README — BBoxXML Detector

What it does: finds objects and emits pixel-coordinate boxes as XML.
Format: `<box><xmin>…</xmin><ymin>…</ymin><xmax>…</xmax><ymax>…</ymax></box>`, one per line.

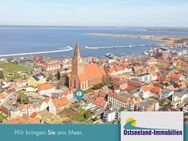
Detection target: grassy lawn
<box><xmin>75</xmin><ymin>109</ymin><xmax>87</xmax><ymax>122</ymax></box>
<box><xmin>85</xmin><ymin>88</ymin><xmax>94</xmax><ymax>94</ymax></box>
<box><xmin>156</xmin><ymin>63</ymin><xmax>168</xmax><ymax>69</ymax></box>
<box><xmin>0</xmin><ymin>113</ymin><xmax>7</xmax><ymax>121</ymax></box>
<box><xmin>59</xmin><ymin>108</ymin><xmax>91</xmax><ymax>122</ymax></box>
<box><xmin>174</xmin><ymin>67</ymin><xmax>188</xmax><ymax>72</ymax></box>
<box><xmin>85</xmin><ymin>83</ymin><xmax>111</xmax><ymax>94</ymax></box>
<box><xmin>59</xmin><ymin>109</ymin><xmax>80</xmax><ymax>121</ymax></box>
<box><xmin>0</xmin><ymin>62</ymin><xmax>31</xmax><ymax>79</ymax></box>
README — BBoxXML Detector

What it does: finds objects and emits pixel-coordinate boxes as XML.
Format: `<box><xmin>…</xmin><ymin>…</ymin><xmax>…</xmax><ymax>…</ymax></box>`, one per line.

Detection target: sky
<box><xmin>0</xmin><ymin>0</ymin><xmax>187</xmax><ymax>27</ymax></box>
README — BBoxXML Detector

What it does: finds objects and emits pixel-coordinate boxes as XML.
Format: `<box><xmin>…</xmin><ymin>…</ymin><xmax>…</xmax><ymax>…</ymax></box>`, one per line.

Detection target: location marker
<box><xmin>74</xmin><ymin>89</ymin><xmax>85</xmax><ymax>102</ymax></box>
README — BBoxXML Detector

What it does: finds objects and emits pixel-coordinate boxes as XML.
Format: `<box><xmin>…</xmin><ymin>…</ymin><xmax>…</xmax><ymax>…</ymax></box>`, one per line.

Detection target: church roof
<box><xmin>78</xmin><ymin>64</ymin><xmax>105</xmax><ymax>82</ymax></box>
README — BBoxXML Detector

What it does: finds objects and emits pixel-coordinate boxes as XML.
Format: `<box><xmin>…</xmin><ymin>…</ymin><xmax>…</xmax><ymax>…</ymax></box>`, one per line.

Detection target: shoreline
<box><xmin>90</xmin><ymin>33</ymin><xmax>188</xmax><ymax>47</ymax></box>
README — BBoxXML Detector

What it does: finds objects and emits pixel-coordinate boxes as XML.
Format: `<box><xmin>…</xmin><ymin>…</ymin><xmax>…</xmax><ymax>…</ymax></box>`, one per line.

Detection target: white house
<box><xmin>160</xmin><ymin>89</ymin><xmax>174</xmax><ymax>99</ymax></box>
<box><xmin>133</xmin><ymin>73</ymin><xmax>152</xmax><ymax>83</ymax></box>
<box><xmin>61</xmin><ymin>91</ymin><xmax>74</xmax><ymax>101</ymax></box>
<box><xmin>40</xmin><ymin>98</ymin><xmax>69</xmax><ymax>115</ymax></box>
<box><xmin>37</xmin><ymin>83</ymin><xmax>56</xmax><ymax>96</ymax></box>
<box><xmin>26</xmin><ymin>87</ymin><xmax>37</xmax><ymax>92</ymax></box>
<box><xmin>183</xmin><ymin>105</ymin><xmax>188</xmax><ymax>114</ymax></box>
<box><xmin>2</xmin><ymin>81</ymin><xmax>12</xmax><ymax>89</ymax></box>
<box><xmin>140</xmin><ymin>85</ymin><xmax>162</xmax><ymax>99</ymax></box>
<box><xmin>137</xmin><ymin>98</ymin><xmax>159</xmax><ymax>111</ymax></box>
<box><xmin>172</xmin><ymin>88</ymin><xmax>188</xmax><ymax>108</ymax></box>
<box><xmin>109</xmin><ymin>66</ymin><xmax>132</xmax><ymax>76</ymax></box>
<box><xmin>10</xmin><ymin>104</ymin><xmax>38</xmax><ymax>118</ymax></box>
<box><xmin>103</xmin><ymin>110</ymin><xmax>116</xmax><ymax>122</ymax></box>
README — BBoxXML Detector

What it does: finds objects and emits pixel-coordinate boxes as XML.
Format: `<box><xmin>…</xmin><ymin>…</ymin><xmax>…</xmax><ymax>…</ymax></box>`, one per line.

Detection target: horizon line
<box><xmin>0</xmin><ymin>25</ymin><xmax>188</xmax><ymax>28</ymax></box>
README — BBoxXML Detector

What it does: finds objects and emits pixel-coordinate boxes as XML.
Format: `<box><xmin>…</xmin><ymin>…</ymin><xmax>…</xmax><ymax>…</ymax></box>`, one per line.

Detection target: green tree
<box><xmin>84</xmin><ymin>110</ymin><xmax>91</xmax><ymax>119</ymax></box>
<box><xmin>0</xmin><ymin>70</ymin><xmax>4</xmax><ymax>79</ymax></box>
<box><xmin>17</xmin><ymin>93</ymin><xmax>29</xmax><ymax>104</ymax></box>
<box><xmin>57</xmin><ymin>71</ymin><xmax>61</xmax><ymax>80</ymax></box>
<box><xmin>93</xmin><ymin>83</ymin><xmax>104</xmax><ymax>90</ymax></box>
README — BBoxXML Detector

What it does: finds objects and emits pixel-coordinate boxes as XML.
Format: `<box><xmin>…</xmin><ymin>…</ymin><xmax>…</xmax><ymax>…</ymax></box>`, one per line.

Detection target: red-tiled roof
<box><xmin>109</xmin><ymin>92</ymin><xmax>141</xmax><ymax>104</ymax></box>
<box><xmin>5</xmin><ymin>115</ymin><xmax>40</xmax><ymax>124</ymax></box>
<box><xmin>167</xmin><ymin>73</ymin><xmax>181</xmax><ymax>79</ymax></box>
<box><xmin>37</xmin><ymin>83</ymin><xmax>54</xmax><ymax>91</ymax></box>
<box><xmin>78</xmin><ymin>64</ymin><xmax>105</xmax><ymax>82</ymax></box>
<box><xmin>143</xmin><ymin>85</ymin><xmax>162</xmax><ymax>95</ymax></box>
<box><xmin>93</xmin><ymin>97</ymin><xmax>107</xmax><ymax>109</ymax></box>
<box><xmin>53</xmin><ymin>98</ymin><xmax>69</xmax><ymax>108</ymax></box>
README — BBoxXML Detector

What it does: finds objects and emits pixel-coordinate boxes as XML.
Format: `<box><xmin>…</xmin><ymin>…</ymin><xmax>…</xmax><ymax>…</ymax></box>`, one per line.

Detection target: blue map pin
<box><xmin>74</xmin><ymin>89</ymin><xmax>85</xmax><ymax>102</ymax></box>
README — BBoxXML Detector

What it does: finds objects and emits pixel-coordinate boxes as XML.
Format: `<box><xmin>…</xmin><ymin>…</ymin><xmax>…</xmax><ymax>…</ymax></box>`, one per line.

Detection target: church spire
<box><xmin>73</xmin><ymin>42</ymin><xmax>81</xmax><ymax>59</ymax></box>
<box><xmin>71</xmin><ymin>42</ymin><xmax>84</xmax><ymax>76</ymax></box>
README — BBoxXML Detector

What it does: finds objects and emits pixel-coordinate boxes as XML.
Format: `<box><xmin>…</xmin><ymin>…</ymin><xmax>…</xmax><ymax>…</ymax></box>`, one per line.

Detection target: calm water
<box><xmin>0</xmin><ymin>26</ymin><xmax>188</xmax><ymax>58</ymax></box>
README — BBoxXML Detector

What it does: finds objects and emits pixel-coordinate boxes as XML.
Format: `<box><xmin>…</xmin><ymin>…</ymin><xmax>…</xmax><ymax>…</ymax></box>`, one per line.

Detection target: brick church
<box><xmin>69</xmin><ymin>43</ymin><xmax>105</xmax><ymax>90</ymax></box>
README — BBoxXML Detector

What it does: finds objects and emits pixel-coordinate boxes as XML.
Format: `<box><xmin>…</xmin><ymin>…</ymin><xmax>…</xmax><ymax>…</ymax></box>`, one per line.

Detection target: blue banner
<box><xmin>0</xmin><ymin>124</ymin><xmax>187</xmax><ymax>141</ymax></box>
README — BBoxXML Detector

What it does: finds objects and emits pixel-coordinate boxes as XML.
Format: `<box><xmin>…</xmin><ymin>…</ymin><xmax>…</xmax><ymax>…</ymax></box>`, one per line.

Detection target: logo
<box><xmin>124</xmin><ymin>117</ymin><xmax>182</xmax><ymax>135</ymax></box>
<box><xmin>121</xmin><ymin>112</ymin><xmax>183</xmax><ymax>141</ymax></box>
<box><xmin>74</xmin><ymin>89</ymin><xmax>84</xmax><ymax>102</ymax></box>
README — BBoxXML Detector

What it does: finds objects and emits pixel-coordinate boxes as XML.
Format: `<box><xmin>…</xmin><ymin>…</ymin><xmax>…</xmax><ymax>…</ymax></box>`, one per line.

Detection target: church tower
<box><xmin>71</xmin><ymin>42</ymin><xmax>84</xmax><ymax>75</ymax></box>
<box><xmin>69</xmin><ymin>42</ymin><xmax>105</xmax><ymax>90</ymax></box>
<box><xmin>69</xmin><ymin>43</ymin><xmax>84</xmax><ymax>89</ymax></box>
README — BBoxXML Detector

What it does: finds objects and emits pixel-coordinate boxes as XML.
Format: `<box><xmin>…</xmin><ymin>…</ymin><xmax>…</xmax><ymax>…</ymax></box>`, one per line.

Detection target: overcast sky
<box><xmin>0</xmin><ymin>0</ymin><xmax>187</xmax><ymax>27</ymax></box>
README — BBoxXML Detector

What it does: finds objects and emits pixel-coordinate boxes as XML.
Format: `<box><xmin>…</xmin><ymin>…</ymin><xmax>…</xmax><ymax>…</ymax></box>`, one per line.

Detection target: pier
<box><xmin>85</xmin><ymin>44</ymin><xmax>161</xmax><ymax>49</ymax></box>
<box><xmin>0</xmin><ymin>46</ymin><xmax>73</xmax><ymax>57</ymax></box>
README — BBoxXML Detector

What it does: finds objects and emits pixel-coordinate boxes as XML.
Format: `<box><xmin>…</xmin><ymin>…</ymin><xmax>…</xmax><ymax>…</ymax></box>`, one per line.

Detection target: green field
<box><xmin>174</xmin><ymin>67</ymin><xmax>188</xmax><ymax>72</ymax></box>
<box><xmin>0</xmin><ymin>113</ymin><xmax>7</xmax><ymax>121</ymax></box>
<box><xmin>156</xmin><ymin>63</ymin><xmax>168</xmax><ymax>69</ymax></box>
<box><xmin>59</xmin><ymin>108</ymin><xmax>91</xmax><ymax>122</ymax></box>
<box><xmin>0</xmin><ymin>62</ymin><xmax>31</xmax><ymax>79</ymax></box>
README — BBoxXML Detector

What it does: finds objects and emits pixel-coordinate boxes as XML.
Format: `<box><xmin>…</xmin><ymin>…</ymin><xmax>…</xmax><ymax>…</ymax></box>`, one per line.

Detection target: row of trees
<box><xmin>0</xmin><ymin>70</ymin><xmax>4</xmax><ymax>79</ymax></box>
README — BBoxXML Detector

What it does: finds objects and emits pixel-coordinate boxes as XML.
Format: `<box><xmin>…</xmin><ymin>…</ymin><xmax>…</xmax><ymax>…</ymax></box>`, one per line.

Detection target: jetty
<box><xmin>0</xmin><ymin>46</ymin><xmax>73</xmax><ymax>57</ymax></box>
<box><xmin>85</xmin><ymin>44</ymin><xmax>160</xmax><ymax>49</ymax></box>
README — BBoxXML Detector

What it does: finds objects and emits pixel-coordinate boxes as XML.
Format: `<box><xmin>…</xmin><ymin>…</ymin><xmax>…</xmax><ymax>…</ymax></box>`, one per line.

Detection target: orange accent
<box><xmin>37</xmin><ymin>83</ymin><xmax>54</xmax><ymax>91</ymax></box>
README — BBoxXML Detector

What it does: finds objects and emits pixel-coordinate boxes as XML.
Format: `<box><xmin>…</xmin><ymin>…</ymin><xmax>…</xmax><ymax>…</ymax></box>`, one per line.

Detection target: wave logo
<box><xmin>124</xmin><ymin>118</ymin><xmax>137</xmax><ymax>129</ymax></box>
<box><xmin>123</xmin><ymin>117</ymin><xmax>183</xmax><ymax>136</ymax></box>
<box><xmin>124</xmin><ymin>117</ymin><xmax>172</xmax><ymax>130</ymax></box>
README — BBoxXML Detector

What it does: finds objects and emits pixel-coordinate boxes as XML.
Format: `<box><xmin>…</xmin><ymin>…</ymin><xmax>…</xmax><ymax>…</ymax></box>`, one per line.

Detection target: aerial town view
<box><xmin>0</xmin><ymin>34</ymin><xmax>188</xmax><ymax>124</ymax></box>
<box><xmin>0</xmin><ymin>0</ymin><xmax>188</xmax><ymax>125</ymax></box>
